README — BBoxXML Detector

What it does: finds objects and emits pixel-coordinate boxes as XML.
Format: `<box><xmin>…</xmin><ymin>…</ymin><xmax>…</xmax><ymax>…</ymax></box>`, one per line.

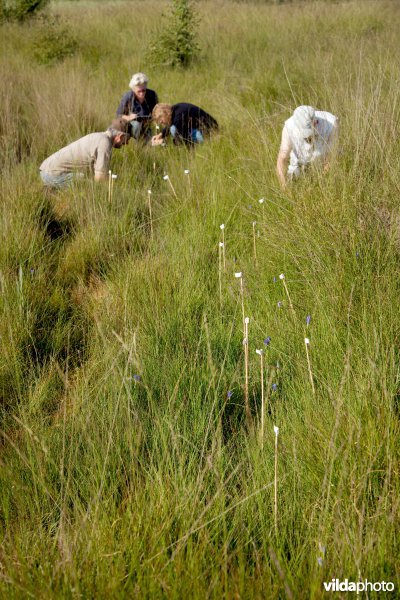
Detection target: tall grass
<box><xmin>0</xmin><ymin>1</ymin><xmax>399</xmax><ymax>597</ymax></box>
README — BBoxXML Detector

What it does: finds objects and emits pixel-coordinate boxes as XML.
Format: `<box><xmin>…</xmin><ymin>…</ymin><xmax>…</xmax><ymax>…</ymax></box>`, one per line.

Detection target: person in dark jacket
<box><xmin>116</xmin><ymin>72</ymin><xmax>158</xmax><ymax>141</ymax></box>
<box><xmin>151</xmin><ymin>102</ymin><xmax>218</xmax><ymax>146</ymax></box>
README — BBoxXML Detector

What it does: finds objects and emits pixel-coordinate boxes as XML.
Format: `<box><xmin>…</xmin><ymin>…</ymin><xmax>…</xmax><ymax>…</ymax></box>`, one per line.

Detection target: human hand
<box><xmin>151</xmin><ymin>133</ymin><xmax>164</xmax><ymax>146</ymax></box>
<box><xmin>123</xmin><ymin>113</ymin><xmax>137</xmax><ymax>121</ymax></box>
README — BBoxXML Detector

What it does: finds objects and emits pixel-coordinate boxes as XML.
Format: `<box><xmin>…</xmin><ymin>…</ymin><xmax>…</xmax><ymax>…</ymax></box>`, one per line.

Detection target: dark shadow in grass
<box><xmin>221</xmin><ymin>380</ymin><xmax>280</xmax><ymax>442</ymax></box>
<box><xmin>221</xmin><ymin>394</ymin><xmax>247</xmax><ymax>441</ymax></box>
<box><xmin>37</xmin><ymin>195</ymin><xmax>74</xmax><ymax>242</ymax></box>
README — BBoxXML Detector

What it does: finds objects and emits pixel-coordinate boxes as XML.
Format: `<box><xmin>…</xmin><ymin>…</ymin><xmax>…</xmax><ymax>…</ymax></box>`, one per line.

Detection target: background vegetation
<box><xmin>0</xmin><ymin>0</ymin><xmax>399</xmax><ymax>597</ymax></box>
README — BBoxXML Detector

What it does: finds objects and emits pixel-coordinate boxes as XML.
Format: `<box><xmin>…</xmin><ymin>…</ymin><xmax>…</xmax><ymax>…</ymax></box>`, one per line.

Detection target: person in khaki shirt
<box><xmin>39</xmin><ymin>118</ymin><xmax>131</xmax><ymax>188</ymax></box>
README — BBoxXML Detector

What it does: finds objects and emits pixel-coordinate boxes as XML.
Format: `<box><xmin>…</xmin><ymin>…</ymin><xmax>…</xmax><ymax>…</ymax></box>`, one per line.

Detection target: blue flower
<box><xmin>277</xmin><ymin>301</ymin><xmax>283</xmax><ymax>308</ymax></box>
<box><xmin>133</xmin><ymin>374</ymin><xmax>141</xmax><ymax>382</ymax></box>
<box><xmin>306</xmin><ymin>315</ymin><xmax>311</xmax><ymax>326</ymax></box>
<box><xmin>227</xmin><ymin>390</ymin><xmax>233</xmax><ymax>399</ymax></box>
<box><xmin>264</xmin><ymin>336</ymin><xmax>271</xmax><ymax>346</ymax></box>
<box><xmin>271</xmin><ymin>383</ymin><xmax>277</xmax><ymax>392</ymax></box>
<box><xmin>273</xmin><ymin>277</ymin><xmax>277</xmax><ymax>283</ymax></box>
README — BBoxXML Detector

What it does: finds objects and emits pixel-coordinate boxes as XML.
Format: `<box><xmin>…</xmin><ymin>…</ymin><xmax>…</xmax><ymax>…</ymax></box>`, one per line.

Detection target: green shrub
<box><xmin>33</xmin><ymin>18</ymin><xmax>78</xmax><ymax>65</ymax></box>
<box><xmin>147</xmin><ymin>0</ymin><xmax>200</xmax><ymax>68</ymax></box>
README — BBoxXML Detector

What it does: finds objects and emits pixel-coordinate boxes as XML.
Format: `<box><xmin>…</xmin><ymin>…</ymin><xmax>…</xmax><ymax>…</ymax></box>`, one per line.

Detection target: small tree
<box><xmin>0</xmin><ymin>0</ymin><xmax>49</xmax><ymax>22</ymax></box>
<box><xmin>147</xmin><ymin>0</ymin><xmax>200</xmax><ymax>68</ymax></box>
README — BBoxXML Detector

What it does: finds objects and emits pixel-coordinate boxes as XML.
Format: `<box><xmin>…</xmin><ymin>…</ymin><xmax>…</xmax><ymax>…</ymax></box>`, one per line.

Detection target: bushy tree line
<box><xmin>0</xmin><ymin>0</ymin><xmax>48</xmax><ymax>22</ymax></box>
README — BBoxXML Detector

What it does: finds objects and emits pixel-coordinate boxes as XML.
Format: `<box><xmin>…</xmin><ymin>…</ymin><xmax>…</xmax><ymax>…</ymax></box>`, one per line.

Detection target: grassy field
<box><xmin>0</xmin><ymin>0</ymin><xmax>399</xmax><ymax>597</ymax></box>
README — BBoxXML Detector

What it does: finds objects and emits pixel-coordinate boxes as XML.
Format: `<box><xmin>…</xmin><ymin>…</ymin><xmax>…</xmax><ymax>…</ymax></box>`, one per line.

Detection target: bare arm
<box><xmin>276</xmin><ymin>125</ymin><xmax>292</xmax><ymax>189</ymax></box>
<box><xmin>276</xmin><ymin>149</ymin><xmax>289</xmax><ymax>189</ymax></box>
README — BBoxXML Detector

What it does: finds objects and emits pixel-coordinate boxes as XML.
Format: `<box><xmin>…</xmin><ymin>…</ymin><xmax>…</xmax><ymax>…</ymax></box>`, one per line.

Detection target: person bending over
<box><xmin>116</xmin><ymin>72</ymin><xmax>158</xmax><ymax>141</ymax></box>
<box><xmin>276</xmin><ymin>105</ymin><xmax>338</xmax><ymax>189</ymax></box>
<box><xmin>39</xmin><ymin>118</ymin><xmax>131</xmax><ymax>188</ymax></box>
<box><xmin>151</xmin><ymin>102</ymin><xmax>218</xmax><ymax>146</ymax></box>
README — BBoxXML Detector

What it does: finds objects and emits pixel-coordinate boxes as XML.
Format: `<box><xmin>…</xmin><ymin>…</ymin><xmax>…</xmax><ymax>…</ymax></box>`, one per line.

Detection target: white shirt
<box><xmin>279</xmin><ymin>111</ymin><xmax>338</xmax><ymax>175</ymax></box>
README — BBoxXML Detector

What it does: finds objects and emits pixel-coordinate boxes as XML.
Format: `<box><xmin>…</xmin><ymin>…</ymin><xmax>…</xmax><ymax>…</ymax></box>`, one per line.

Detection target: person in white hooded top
<box><xmin>276</xmin><ymin>105</ymin><xmax>339</xmax><ymax>189</ymax></box>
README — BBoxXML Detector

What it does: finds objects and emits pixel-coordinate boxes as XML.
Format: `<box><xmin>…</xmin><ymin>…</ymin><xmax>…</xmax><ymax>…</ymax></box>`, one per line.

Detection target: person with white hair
<box><xmin>39</xmin><ymin>118</ymin><xmax>132</xmax><ymax>188</ymax></box>
<box><xmin>116</xmin><ymin>72</ymin><xmax>159</xmax><ymax>141</ymax></box>
<box><xmin>276</xmin><ymin>105</ymin><xmax>339</xmax><ymax>189</ymax></box>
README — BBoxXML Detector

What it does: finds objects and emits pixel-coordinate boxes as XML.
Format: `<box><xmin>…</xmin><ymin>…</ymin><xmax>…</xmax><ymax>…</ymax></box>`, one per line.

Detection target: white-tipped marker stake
<box><xmin>184</xmin><ymin>169</ymin><xmax>191</xmax><ymax>192</ymax></box>
<box><xmin>108</xmin><ymin>170</ymin><xmax>112</xmax><ymax>203</ymax></box>
<box><xmin>244</xmin><ymin>317</ymin><xmax>251</xmax><ymax>427</ymax></box>
<box><xmin>110</xmin><ymin>173</ymin><xmax>117</xmax><ymax>203</ymax></box>
<box><xmin>153</xmin><ymin>134</ymin><xmax>158</xmax><ymax>171</ymax></box>
<box><xmin>147</xmin><ymin>189</ymin><xmax>154</xmax><ymax>240</ymax></box>
<box><xmin>279</xmin><ymin>273</ymin><xmax>295</xmax><ymax>314</ymax></box>
<box><xmin>235</xmin><ymin>272</ymin><xmax>245</xmax><ymax>335</ymax></box>
<box><xmin>304</xmin><ymin>337</ymin><xmax>315</xmax><ymax>395</ymax></box>
<box><xmin>218</xmin><ymin>242</ymin><xmax>224</xmax><ymax>310</ymax></box>
<box><xmin>274</xmin><ymin>425</ymin><xmax>279</xmax><ymax>534</ymax></box>
<box><xmin>220</xmin><ymin>224</ymin><xmax>226</xmax><ymax>271</ymax></box>
<box><xmin>252</xmin><ymin>221</ymin><xmax>258</xmax><ymax>265</ymax></box>
<box><xmin>259</xmin><ymin>197</ymin><xmax>265</xmax><ymax>222</ymax></box>
<box><xmin>256</xmin><ymin>349</ymin><xmax>265</xmax><ymax>447</ymax></box>
<box><xmin>163</xmin><ymin>174</ymin><xmax>177</xmax><ymax>199</ymax></box>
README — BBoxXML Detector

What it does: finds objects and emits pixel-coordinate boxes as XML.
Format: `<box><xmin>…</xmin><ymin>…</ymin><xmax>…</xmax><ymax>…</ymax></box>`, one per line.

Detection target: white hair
<box><xmin>129</xmin><ymin>72</ymin><xmax>149</xmax><ymax>89</ymax></box>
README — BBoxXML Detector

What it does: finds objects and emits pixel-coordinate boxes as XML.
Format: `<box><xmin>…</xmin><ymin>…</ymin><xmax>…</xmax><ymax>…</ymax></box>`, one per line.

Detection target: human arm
<box><xmin>276</xmin><ymin>150</ymin><xmax>289</xmax><ymax>189</ymax></box>
<box><xmin>116</xmin><ymin>91</ymin><xmax>138</xmax><ymax>122</ymax></box>
<box><xmin>93</xmin><ymin>137</ymin><xmax>112</xmax><ymax>181</ymax></box>
<box><xmin>276</xmin><ymin>125</ymin><xmax>292</xmax><ymax>189</ymax></box>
